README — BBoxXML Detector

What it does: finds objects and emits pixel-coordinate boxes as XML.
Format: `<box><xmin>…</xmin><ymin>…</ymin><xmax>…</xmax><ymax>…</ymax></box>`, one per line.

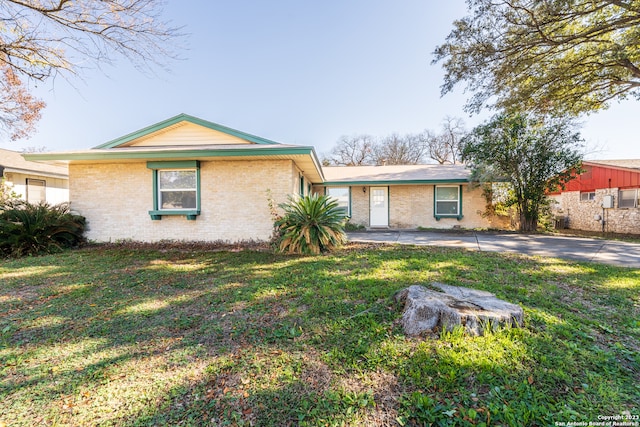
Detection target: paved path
<box><xmin>346</xmin><ymin>230</ymin><xmax>640</xmax><ymax>268</ymax></box>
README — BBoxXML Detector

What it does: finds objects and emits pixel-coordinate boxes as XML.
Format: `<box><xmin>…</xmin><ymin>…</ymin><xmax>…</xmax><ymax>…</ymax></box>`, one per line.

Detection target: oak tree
<box><xmin>462</xmin><ymin>113</ymin><xmax>583</xmax><ymax>231</ymax></box>
<box><xmin>373</xmin><ymin>132</ymin><xmax>429</xmax><ymax>165</ymax></box>
<box><xmin>425</xmin><ymin>116</ymin><xmax>466</xmax><ymax>164</ymax></box>
<box><xmin>326</xmin><ymin>135</ymin><xmax>376</xmax><ymax>166</ymax></box>
<box><xmin>434</xmin><ymin>0</ymin><xmax>640</xmax><ymax>116</ymax></box>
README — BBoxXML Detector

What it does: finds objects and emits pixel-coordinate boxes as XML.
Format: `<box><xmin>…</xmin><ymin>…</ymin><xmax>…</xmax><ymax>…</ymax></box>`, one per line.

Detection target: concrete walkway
<box><xmin>346</xmin><ymin>230</ymin><xmax>640</xmax><ymax>269</ymax></box>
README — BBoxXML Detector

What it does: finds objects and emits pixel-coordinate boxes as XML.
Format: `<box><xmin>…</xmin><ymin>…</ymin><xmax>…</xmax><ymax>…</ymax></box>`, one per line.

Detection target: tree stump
<box><xmin>394</xmin><ymin>283</ymin><xmax>524</xmax><ymax>336</ymax></box>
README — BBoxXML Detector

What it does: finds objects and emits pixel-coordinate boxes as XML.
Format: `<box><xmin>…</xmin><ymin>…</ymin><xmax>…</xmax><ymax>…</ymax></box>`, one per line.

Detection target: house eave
<box><xmin>2</xmin><ymin>166</ymin><xmax>68</xmax><ymax>180</ymax></box>
<box><xmin>583</xmin><ymin>161</ymin><xmax>640</xmax><ymax>174</ymax></box>
<box><xmin>321</xmin><ymin>179</ymin><xmax>470</xmax><ymax>186</ymax></box>
<box><xmin>24</xmin><ymin>146</ymin><xmax>325</xmax><ymax>183</ymax></box>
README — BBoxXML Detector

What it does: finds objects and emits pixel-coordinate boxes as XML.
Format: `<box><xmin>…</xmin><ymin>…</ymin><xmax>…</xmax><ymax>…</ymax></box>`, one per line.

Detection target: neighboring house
<box><xmin>549</xmin><ymin>160</ymin><xmax>640</xmax><ymax>234</ymax></box>
<box><xmin>0</xmin><ymin>148</ymin><xmax>69</xmax><ymax>204</ymax></box>
<box><xmin>25</xmin><ymin>114</ymin><xmax>504</xmax><ymax>243</ymax></box>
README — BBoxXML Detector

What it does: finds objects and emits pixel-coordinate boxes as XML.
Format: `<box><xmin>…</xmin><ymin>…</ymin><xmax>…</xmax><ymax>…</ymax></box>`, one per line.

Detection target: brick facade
<box><xmin>70</xmin><ymin>159</ymin><xmax>301</xmax><ymax>242</ymax></box>
<box><xmin>316</xmin><ymin>184</ymin><xmax>504</xmax><ymax>230</ymax></box>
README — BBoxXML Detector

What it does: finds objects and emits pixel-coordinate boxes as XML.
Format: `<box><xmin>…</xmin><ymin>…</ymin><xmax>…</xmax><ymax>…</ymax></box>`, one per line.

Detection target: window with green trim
<box><xmin>435</xmin><ymin>185</ymin><xmax>461</xmax><ymax>217</ymax></box>
<box><xmin>147</xmin><ymin>161</ymin><xmax>200</xmax><ymax>220</ymax></box>
<box><xmin>326</xmin><ymin>187</ymin><xmax>350</xmax><ymax>217</ymax></box>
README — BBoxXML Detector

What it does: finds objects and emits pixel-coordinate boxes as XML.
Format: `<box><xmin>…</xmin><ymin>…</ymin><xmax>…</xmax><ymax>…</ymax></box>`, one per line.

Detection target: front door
<box><xmin>369</xmin><ymin>187</ymin><xmax>389</xmax><ymax>227</ymax></box>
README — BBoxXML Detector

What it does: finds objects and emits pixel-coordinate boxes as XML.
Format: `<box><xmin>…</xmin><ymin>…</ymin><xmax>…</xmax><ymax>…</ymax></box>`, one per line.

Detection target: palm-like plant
<box><xmin>275</xmin><ymin>193</ymin><xmax>347</xmax><ymax>255</ymax></box>
<box><xmin>0</xmin><ymin>200</ymin><xmax>86</xmax><ymax>257</ymax></box>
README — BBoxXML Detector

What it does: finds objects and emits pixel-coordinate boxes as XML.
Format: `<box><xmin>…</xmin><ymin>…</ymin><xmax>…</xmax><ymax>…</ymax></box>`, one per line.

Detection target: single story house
<box><xmin>549</xmin><ymin>160</ymin><xmax>640</xmax><ymax>234</ymax></box>
<box><xmin>1</xmin><ymin>148</ymin><xmax>69</xmax><ymax>204</ymax></box>
<box><xmin>316</xmin><ymin>164</ymin><xmax>505</xmax><ymax>230</ymax></box>
<box><xmin>25</xmin><ymin>114</ymin><xmax>505</xmax><ymax>242</ymax></box>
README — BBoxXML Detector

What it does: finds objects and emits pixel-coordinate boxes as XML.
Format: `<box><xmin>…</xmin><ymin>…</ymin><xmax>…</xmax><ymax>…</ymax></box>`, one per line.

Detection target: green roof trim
<box><xmin>94</xmin><ymin>113</ymin><xmax>283</xmax><ymax>149</ymax></box>
<box><xmin>24</xmin><ymin>146</ymin><xmax>315</xmax><ymax>162</ymax></box>
<box><xmin>321</xmin><ymin>179</ymin><xmax>470</xmax><ymax>186</ymax></box>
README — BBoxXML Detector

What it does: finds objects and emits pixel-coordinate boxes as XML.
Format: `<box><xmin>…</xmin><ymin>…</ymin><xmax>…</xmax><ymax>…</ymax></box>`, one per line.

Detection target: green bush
<box><xmin>344</xmin><ymin>220</ymin><xmax>365</xmax><ymax>231</ymax></box>
<box><xmin>274</xmin><ymin>194</ymin><xmax>347</xmax><ymax>255</ymax></box>
<box><xmin>0</xmin><ymin>200</ymin><xmax>86</xmax><ymax>257</ymax></box>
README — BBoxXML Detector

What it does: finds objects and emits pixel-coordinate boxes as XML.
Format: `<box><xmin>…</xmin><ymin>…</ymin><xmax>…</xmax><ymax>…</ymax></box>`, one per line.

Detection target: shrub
<box><xmin>344</xmin><ymin>220</ymin><xmax>365</xmax><ymax>231</ymax></box>
<box><xmin>274</xmin><ymin>194</ymin><xmax>347</xmax><ymax>255</ymax></box>
<box><xmin>0</xmin><ymin>200</ymin><xmax>86</xmax><ymax>257</ymax></box>
<box><xmin>0</xmin><ymin>177</ymin><xmax>20</xmax><ymax>204</ymax></box>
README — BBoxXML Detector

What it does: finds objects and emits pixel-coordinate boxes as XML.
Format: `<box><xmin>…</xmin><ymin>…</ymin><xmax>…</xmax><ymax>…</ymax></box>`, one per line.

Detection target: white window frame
<box><xmin>618</xmin><ymin>189</ymin><xmax>639</xmax><ymax>208</ymax></box>
<box><xmin>435</xmin><ymin>185</ymin><xmax>462</xmax><ymax>219</ymax></box>
<box><xmin>26</xmin><ymin>178</ymin><xmax>46</xmax><ymax>203</ymax></box>
<box><xmin>580</xmin><ymin>191</ymin><xmax>595</xmax><ymax>202</ymax></box>
<box><xmin>157</xmin><ymin>169</ymin><xmax>198</xmax><ymax>211</ymax></box>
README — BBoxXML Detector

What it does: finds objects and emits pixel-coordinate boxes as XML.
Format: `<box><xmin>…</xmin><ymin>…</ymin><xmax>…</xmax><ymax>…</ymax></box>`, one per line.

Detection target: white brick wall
<box><xmin>317</xmin><ymin>184</ymin><xmax>502</xmax><ymax>229</ymax></box>
<box><xmin>70</xmin><ymin>159</ymin><xmax>300</xmax><ymax>242</ymax></box>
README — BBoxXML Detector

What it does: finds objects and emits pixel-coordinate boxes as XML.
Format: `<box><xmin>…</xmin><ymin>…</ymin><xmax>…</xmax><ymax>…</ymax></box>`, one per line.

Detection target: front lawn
<box><xmin>1</xmin><ymin>243</ymin><xmax>638</xmax><ymax>426</ymax></box>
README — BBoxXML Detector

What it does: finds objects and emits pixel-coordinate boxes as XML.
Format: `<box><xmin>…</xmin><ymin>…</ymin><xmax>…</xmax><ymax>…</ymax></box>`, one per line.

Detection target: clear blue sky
<box><xmin>4</xmin><ymin>0</ymin><xmax>639</xmax><ymax>160</ymax></box>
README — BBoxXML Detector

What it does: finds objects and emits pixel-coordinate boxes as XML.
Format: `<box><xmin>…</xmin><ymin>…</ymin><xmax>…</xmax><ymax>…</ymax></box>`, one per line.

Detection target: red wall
<box><xmin>563</xmin><ymin>163</ymin><xmax>640</xmax><ymax>192</ymax></box>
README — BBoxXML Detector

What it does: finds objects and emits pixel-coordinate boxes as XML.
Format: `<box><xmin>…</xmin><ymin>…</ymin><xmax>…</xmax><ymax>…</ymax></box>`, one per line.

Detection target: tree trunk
<box><xmin>519</xmin><ymin>211</ymin><xmax>538</xmax><ymax>232</ymax></box>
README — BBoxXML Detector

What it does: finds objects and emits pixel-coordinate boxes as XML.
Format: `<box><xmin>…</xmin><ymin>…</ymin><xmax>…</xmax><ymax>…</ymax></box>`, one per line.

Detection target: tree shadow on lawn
<box><xmin>1</xmin><ymin>244</ymin><xmax>639</xmax><ymax>425</ymax></box>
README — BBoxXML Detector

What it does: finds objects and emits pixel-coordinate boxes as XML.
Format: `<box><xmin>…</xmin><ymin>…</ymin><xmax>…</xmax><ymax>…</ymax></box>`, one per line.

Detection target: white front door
<box><xmin>369</xmin><ymin>187</ymin><xmax>389</xmax><ymax>227</ymax></box>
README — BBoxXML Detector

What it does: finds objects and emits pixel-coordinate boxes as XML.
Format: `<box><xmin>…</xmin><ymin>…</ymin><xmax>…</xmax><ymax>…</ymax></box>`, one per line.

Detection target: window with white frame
<box><xmin>618</xmin><ymin>189</ymin><xmax>639</xmax><ymax>208</ymax></box>
<box><xmin>158</xmin><ymin>169</ymin><xmax>198</xmax><ymax>210</ymax></box>
<box><xmin>326</xmin><ymin>187</ymin><xmax>350</xmax><ymax>216</ymax></box>
<box><xmin>435</xmin><ymin>185</ymin><xmax>461</xmax><ymax>217</ymax></box>
<box><xmin>580</xmin><ymin>191</ymin><xmax>595</xmax><ymax>201</ymax></box>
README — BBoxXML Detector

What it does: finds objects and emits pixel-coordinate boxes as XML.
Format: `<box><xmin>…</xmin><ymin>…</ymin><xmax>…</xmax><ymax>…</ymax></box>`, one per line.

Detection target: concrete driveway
<box><xmin>346</xmin><ymin>230</ymin><xmax>640</xmax><ymax>268</ymax></box>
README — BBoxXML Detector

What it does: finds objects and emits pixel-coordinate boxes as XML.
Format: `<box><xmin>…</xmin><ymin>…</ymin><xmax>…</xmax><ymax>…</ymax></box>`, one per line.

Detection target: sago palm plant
<box><xmin>0</xmin><ymin>200</ymin><xmax>86</xmax><ymax>257</ymax></box>
<box><xmin>275</xmin><ymin>193</ymin><xmax>347</xmax><ymax>255</ymax></box>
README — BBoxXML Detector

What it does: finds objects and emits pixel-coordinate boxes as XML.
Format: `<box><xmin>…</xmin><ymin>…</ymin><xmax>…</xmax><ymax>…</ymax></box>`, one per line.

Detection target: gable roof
<box><xmin>95</xmin><ymin>113</ymin><xmax>284</xmax><ymax>148</ymax></box>
<box><xmin>0</xmin><ymin>148</ymin><xmax>68</xmax><ymax>179</ymax></box>
<box><xmin>322</xmin><ymin>164</ymin><xmax>470</xmax><ymax>185</ymax></box>
<box><xmin>24</xmin><ymin>114</ymin><xmax>325</xmax><ymax>183</ymax></box>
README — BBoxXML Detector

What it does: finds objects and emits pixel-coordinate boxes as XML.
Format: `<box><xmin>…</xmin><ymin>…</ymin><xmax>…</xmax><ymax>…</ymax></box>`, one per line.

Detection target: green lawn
<box><xmin>1</xmin><ymin>243</ymin><xmax>638</xmax><ymax>426</ymax></box>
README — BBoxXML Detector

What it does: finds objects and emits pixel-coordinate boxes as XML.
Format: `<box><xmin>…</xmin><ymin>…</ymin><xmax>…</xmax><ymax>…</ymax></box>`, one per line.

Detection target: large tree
<box><xmin>0</xmin><ymin>65</ymin><xmax>44</xmax><ymax>141</ymax></box>
<box><xmin>325</xmin><ymin>134</ymin><xmax>376</xmax><ymax>166</ymax></box>
<box><xmin>0</xmin><ymin>0</ymin><xmax>181</xmax><ymax>140</ymax></box>
<box><xmin>373</xmin><ymin>132</ymin><xmax>429</xmax><ymax>165</ymax></box>
<box><xmin>434</xmin><ymin>0</ymin><xmax>640</xmax><ymax>116</ymax></box>
<box><xmin>425</xmin><ymin>116</ymin><xmax>466</xmax><ymax>164</ymax></box>
<box><xmin>462</xmin><ymin>113</ymin><xmax>583</xmax><ymax>232</ymax></box>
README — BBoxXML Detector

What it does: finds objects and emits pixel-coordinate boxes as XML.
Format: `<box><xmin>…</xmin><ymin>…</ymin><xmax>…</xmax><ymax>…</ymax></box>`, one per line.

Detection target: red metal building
<box><xmin>550</xmin><ymin>160</ymin><xmax>640</xmax><ymax>234</ymax></box>
<box><xmin>564</xmin><ymin>160</ymin><xmax>640</xmax><ymax>192</ymax></box>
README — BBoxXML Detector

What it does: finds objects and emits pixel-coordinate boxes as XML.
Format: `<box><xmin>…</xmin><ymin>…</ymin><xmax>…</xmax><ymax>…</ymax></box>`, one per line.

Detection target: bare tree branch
<box><xmin>0</xmin><ymin>0</ymin><xmax>183</xmax><ymax>140</ymax></box>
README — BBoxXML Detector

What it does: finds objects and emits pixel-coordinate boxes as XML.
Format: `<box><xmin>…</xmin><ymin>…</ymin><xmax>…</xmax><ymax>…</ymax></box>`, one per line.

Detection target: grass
<box><xmin>1</xmin><ymin>243</ymin><xmax>638</xmax><ymax>426</ymax></box>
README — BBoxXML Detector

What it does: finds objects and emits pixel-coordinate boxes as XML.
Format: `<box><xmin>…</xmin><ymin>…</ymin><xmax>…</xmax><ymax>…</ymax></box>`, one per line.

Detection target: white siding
<box><xmin>126</xmin><ymin>122</ymin><xmax>254</xmax><ymax>147</ymax></box>
<box><xmin>4</xmin><ymin>172</ymin><xmax>69</xmax><ymax>204</ymax></box>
